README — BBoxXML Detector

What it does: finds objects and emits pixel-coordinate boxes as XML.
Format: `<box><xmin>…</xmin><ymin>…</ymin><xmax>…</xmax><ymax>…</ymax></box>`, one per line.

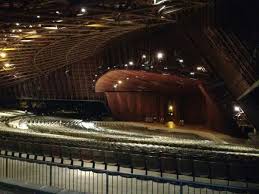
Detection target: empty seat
<box><xmin>146</xmin><ymin>156</ymin><xmax>160</xmax><ymax>171</ymax></box>
<box><xmin>193</xmin><ymin>160</ymin><xmax>209</xmax><ymax>178</ymax></box>
<box><xmin>161</xmin><ymin>157</ymin><xmax>177</xmax><ymax>173</ymax></box>
<box><xmin>210</xmin><ymin>162</ymin><xmax>228</xmax><ymax>180</ymax></box>
<box><xmin>61</xmin><ymin>146</ymin><xmax>71</xmax><ymax>159</ymax></box>
<box><xmin>18</xmin><ymin>142</ymin><xmax>28</xmax><ymax>153</ymax></box>
<box><xmin>228</xmin><ymin>163</ymin><xmax>247</xmax><ymax>181</ymax></box>
<box><xmin>70</xmin><ymin>147</ymin><xmax>81</xmax><ymax>159</ymax></box>
<box><xmin>131</xmin><ymin>154</ymin><xmax>146</xmax><ymax>169</ymax></box>
<box><xmin>177</xmin><ymin>158</ymin><xmax>193</xmax><ymax>176</ymax></box>
<box><xmin>41</xmin><ymin>144</ymin><xmax>52</xmax><ymax>157</ymax></box>
<box><xmin>51</xmin><ymin>145</ymin><xmax>61</xmax><ymax>157</ymax></box>
<box><xmin>117</xmin><ymin>152</ymin><xmax>131</xmax><ymax>167</ymax></box>
<box><xmin>246</xmin><ymin>164</ymin><xmax>259</xmax><ymax>183</ymax></box>
<box><xmin>105</xmin><ymin>151</ymin><xmax>117</xmax><ymax>165</ymax></box>
<box><xmin>80</xmin><ymin>148</ymin><xmax>93</xmax><ymax>161</ymax></box>
<box><xmin>93</xmin><ymin>149</ymin><xmax>105</xmax><ymax>163</ymax></box>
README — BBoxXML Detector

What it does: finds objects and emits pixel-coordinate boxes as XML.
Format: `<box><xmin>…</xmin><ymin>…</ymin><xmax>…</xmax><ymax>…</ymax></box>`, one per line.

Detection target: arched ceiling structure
<box><xmin>0</xmin><ymin>0</ymin><xmax>208</xmax><ymax>87</ymax></box>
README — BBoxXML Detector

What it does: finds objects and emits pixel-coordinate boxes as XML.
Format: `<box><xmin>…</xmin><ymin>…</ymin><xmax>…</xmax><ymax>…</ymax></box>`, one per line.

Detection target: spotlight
<box><xmin>81</xmin><ymin>8</ymin><xmax>86</xmax><ymax>13</ymax></box>
<box><xmin>179</xmin><ymin>59</ymin><xmax>184</xmax><ymax>63</ymax></box>
<box><xmin>157</xmin><ymin>52</ymin><xmax>164</xmax><ymax>60</ymax></box>
<box><xmin>234</xmin><ymin>105</ymin><xmax>242</xmax><ymax>112</ymax></box>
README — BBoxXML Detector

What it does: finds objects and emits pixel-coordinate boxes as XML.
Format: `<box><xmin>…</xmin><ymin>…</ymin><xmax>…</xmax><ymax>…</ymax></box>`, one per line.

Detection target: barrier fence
<box><xmin>0</xmin><ymin>151</ymin><xmax>258</xmax><ymax>194</ymax></box>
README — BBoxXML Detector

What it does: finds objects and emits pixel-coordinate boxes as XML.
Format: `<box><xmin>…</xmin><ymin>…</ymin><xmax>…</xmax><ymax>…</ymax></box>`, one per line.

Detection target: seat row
<box><xmin>1</xmin><ymin>139</ymin><xmax>258</xmax><ymax>183</ymax></box>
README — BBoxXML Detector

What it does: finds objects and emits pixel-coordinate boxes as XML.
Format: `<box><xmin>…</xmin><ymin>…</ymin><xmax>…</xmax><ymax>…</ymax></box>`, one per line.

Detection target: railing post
<box><xmin>5</xmin><ymin>157</ymin><xmax>8</xmax><ymax>178</ymax></box>
<box><xmin>49</xmin><ymin>164</ymin><xmax>52</xmax><ymax>186</ymax></box>
<box><xmin>180</xmin><ymin>182</ymin><xmax>183</xmax><ymax>194</ymax></box>
<box><xmin>106</xmin><ymin>174</ymin><xmax>109</xmax><ymax>194</ymax></box>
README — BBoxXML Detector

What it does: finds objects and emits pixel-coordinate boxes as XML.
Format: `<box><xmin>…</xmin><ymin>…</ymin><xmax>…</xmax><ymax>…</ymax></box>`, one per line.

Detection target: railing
<box><xmin>0</xmin><ymin>153</ymin><xmax>257</xmax><ymax>194</ymax></box>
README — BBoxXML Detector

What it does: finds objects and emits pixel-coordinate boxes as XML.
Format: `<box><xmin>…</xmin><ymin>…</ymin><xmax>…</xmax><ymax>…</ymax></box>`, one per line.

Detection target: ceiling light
<box><xmin>234</xmin><ymin>105</ymin><xmax>241</xmax><ymax>112</ymax></box>
<box><xmin>129</xmin><ymin>61</ymin><xmax>134</xmax><ymax>66</ymax></box>
<box><xmin>197</xmin><ymin>66</ymin><xmax>206</xmax><ymax>72</ymax></box>
<box><xmin>157</xmin><ymin>52</ymin><xmax>164</xmax><ymax>60</ymax></box>
<box><xmin>0</xmin><ymin>52</ymin><xmax>7</xmax><ymax>58</ymax></box>
<box><xmin>179</xmin><ymin>59</ymin><xmax>184</xmax><ymax>63</ymax></box>
<box><xmin>81</xmin><ymin>8</ymin><xmax>86</xmax><ymax>13</ymax></box>
<box><xmin>142</xmin><ymin>54</ymin><xmax>147</xmax><ymax>59</ymax></box>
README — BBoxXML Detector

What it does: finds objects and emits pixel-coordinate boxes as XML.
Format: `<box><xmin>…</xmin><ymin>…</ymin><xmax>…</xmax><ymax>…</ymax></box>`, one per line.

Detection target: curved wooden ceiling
<box><xmin>95</xmin><ymin>70</ymin><xmax>202</xmax><ymax>94</ymax></box>
<box><xmin>0</xmin><ymin>0</ymin><xmax>207</xmax><ymax>87</ymax></box>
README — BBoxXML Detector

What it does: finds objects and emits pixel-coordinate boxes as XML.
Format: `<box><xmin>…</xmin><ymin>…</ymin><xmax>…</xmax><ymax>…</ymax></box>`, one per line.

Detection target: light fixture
<box><xmin>37</xmin><ymin>15</ymin><xmax>40</xmax><ymax>18</ymax></box>
<box><xmin>29</xmin><ymin>25</ymin><xmax>33</xmax><ymax>28</ymax></box>
<box><xmin>197</xmin><ymin>66</ymin><xmax>206</xmax><ymax>72</ymax></box>
<box><xmin>18</xmin><ymin>29</ymin><xmax>22</xmax><ymax>32</ymax></box>
<box><xmin>142</xmin><ymin>54</ymin><xmax>147</xmax><ymax>59</ymax></box>
<box><xmin>234</xmin><ymin>105</ymin><xmax>243</xmax><ymax>112</ymax></box>
<box><xmin>190</xmin><ymin>72</ymin><xmax>195</xmax><ymax>75</ymax></box>
<box><xmin>56</xmin><ymin>11</ymin><xmax>60</xmax><ymax>14</ymax></box>
<box><xmin>118</xmin><ymin>80</ymin><xmax>122</xmax><ymax>84</ymax></box>
<box><xmin>126</xmin><ymin>77</ymin><xmax>129</xmax><ymax>80</ymax></box>
<box><xmin>129</xmin><ymin>61</ymin><xmax>134</xmax><ymax>66</ymax></box>
<box><xmin>15</xmin><ymin>23</ymin><xmax>20</xmax><ymax>26</ymax></box>
<box><xmin>179</xmin><ymin>59</ymin><xmax>184</xmax><ymax>63</ymax></box>
<box><xmin>0</xmin><ymin>52</ymin><xmax>7</xmax><ymax>58</ymax></box>
<box><xmin>81</xmin><ymin>8</ymin><xmax>86</xmax><ymax>13</ymax></box>
<box><xmin>113</xmin><ymin>84</ymin><xmax>118</xmax><ymax>88</ymax></box>
<box><xmin>157</xmin><ymin>52</ymin><xmax>164</xmax><ymax>60</ymax></box>
<box><xmin>124</xmin><ymin>64</ymin><xmax>128</xmax><ymax>67</ymax></box>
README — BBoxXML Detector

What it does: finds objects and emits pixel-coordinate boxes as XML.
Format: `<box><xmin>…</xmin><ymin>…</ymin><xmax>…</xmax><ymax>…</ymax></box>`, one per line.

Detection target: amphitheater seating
<box><xmin>193</xmin><ymin>160</ymin><xmax>209</xmax><ymax>178</ymax></box>
<box><xmin>104</xmin><ymin>151</ymin><xmax>117</xmax><ymax>165</ymax></box>
<box><xmin>160</xmin><ymin>157</ymin><xmax>177</xmax><ymax>173</ymax></box>
<box><xmin>210</xmin><ymin>162</ymin><xmax>228</xmax><ymax>179</ymax></box>
<box><xmin>117</xmin><ymin>152</ymin><xmax>131</xmax><ymax>167</ymax></box>
<box><xmin>93</xmin><ymin>149</ymin><xmax>105</xmax><ymax>163</ymax></box>
<box><xmin>131</xmin><ymin>154</ymin><xmax>146</xmax><ymax>169</ymax></box>
<box><xmin>145</xmin><ymin>156</ymin><xmax>160</xmax><ymax>171</ymax></box>
<box><xmin>177</xmin><ymin>158</ymin><xmax>193</xmax><ymax>176</ymax></box>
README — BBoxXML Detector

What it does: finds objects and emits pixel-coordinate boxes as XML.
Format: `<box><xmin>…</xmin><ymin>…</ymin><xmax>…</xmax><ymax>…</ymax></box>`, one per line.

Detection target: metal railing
<box><xmin>0</xmin><ymin>151</ymin><xmax>258</xmax><ymax>194</ymax></box>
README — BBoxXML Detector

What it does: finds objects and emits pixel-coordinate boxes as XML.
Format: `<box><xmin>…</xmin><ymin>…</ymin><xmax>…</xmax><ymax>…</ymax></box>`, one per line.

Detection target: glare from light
<box><xmin>129</xmin><ymin>61</ymin><xmax>134</xmax><ymax>66</ymax></box>
<box><xmin>118</xmin><ymin>80</ymin><xmax>122</xmax><ymax>84</ymax></box>
<box><xmin>142</xmin><ymin>54</ymin><xmax>147</xmax><ymax>59</ymax></box>
<box><xmin>126</xmin><ymin>77</ymin><xmax>129</xmax><ymax>80</ymax></box>
<box><xmin>81</xmin><ymin>8</ymin><xmax>86</xmax><ymax>13</ymax></box>
<box><xmin>3</xmin><ymin>63</ymin><xmax>14</xmax><ymax>68</ymax></box>
<box><xmin>56</xmin><ymin>11</ymin><xmax>60</xmax><ymax>14</ymax></box>
<box><xmin>18</xmin><ymin>29</ymin><xmax>22</xmax><ymax>32</ymax></box>
<box><xmin>179</xmin><ymin>59</ymin><xmax>184</xmax><ymax>63</ymax></box>
<box><xmin>190</xmin><ymin>72</ymin><xmax>195</xmax><ymax>75</ymax></box>
<box><xmin>11</xmin><ymin>29</ymin><xmax>16</xmax><ymax>33</ymax></box>
<box><xmin>29</xmin><ymin>25</ymin><xmax>33</xmax><ymax>28</ymax></box>
<box><xmin>15</xmin><ymin>23</ymin><xmax>20</xmax><ymax>26</ymax></box>
<box><xmin>157</xmin><ymin>52</ymin><xmax>164</xmax><ymax>60</ymax></box>
<box><xmin>197</xmin><ymin>66</ymin><xmax>206</xmax><ymax>72</ymax></box>
<box><xmin>234</xmin><ymin>105</ymin><xmax>242</xmax><ymax>112</ymax></box>
<box><xmin>43</xmin><ymin>26</ymin><xmax>58</xmax><ymax>30</ymax></box>
<box><xmin>168</xmin><ymin>105</ymin><xmax>173</xmax><ymax>112</ymax></box>
<box><xmin>0</xmin><ymin>52</ymin><xmax>7</xmax><ymax>58</ymax></box>
<box><xmin>124</xmin><ymin>64</ymin><xmax>128</xmax><ymax>67</ymax></box>
<box><xmin>37</xmin><ymin>15</ymin><xmax>40</xmax><ymax>18</ymax></box>
<box><xmin>113</xmin><ymin>84</ymin><xmax>118</xmax><ymax>88</ymax></box>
